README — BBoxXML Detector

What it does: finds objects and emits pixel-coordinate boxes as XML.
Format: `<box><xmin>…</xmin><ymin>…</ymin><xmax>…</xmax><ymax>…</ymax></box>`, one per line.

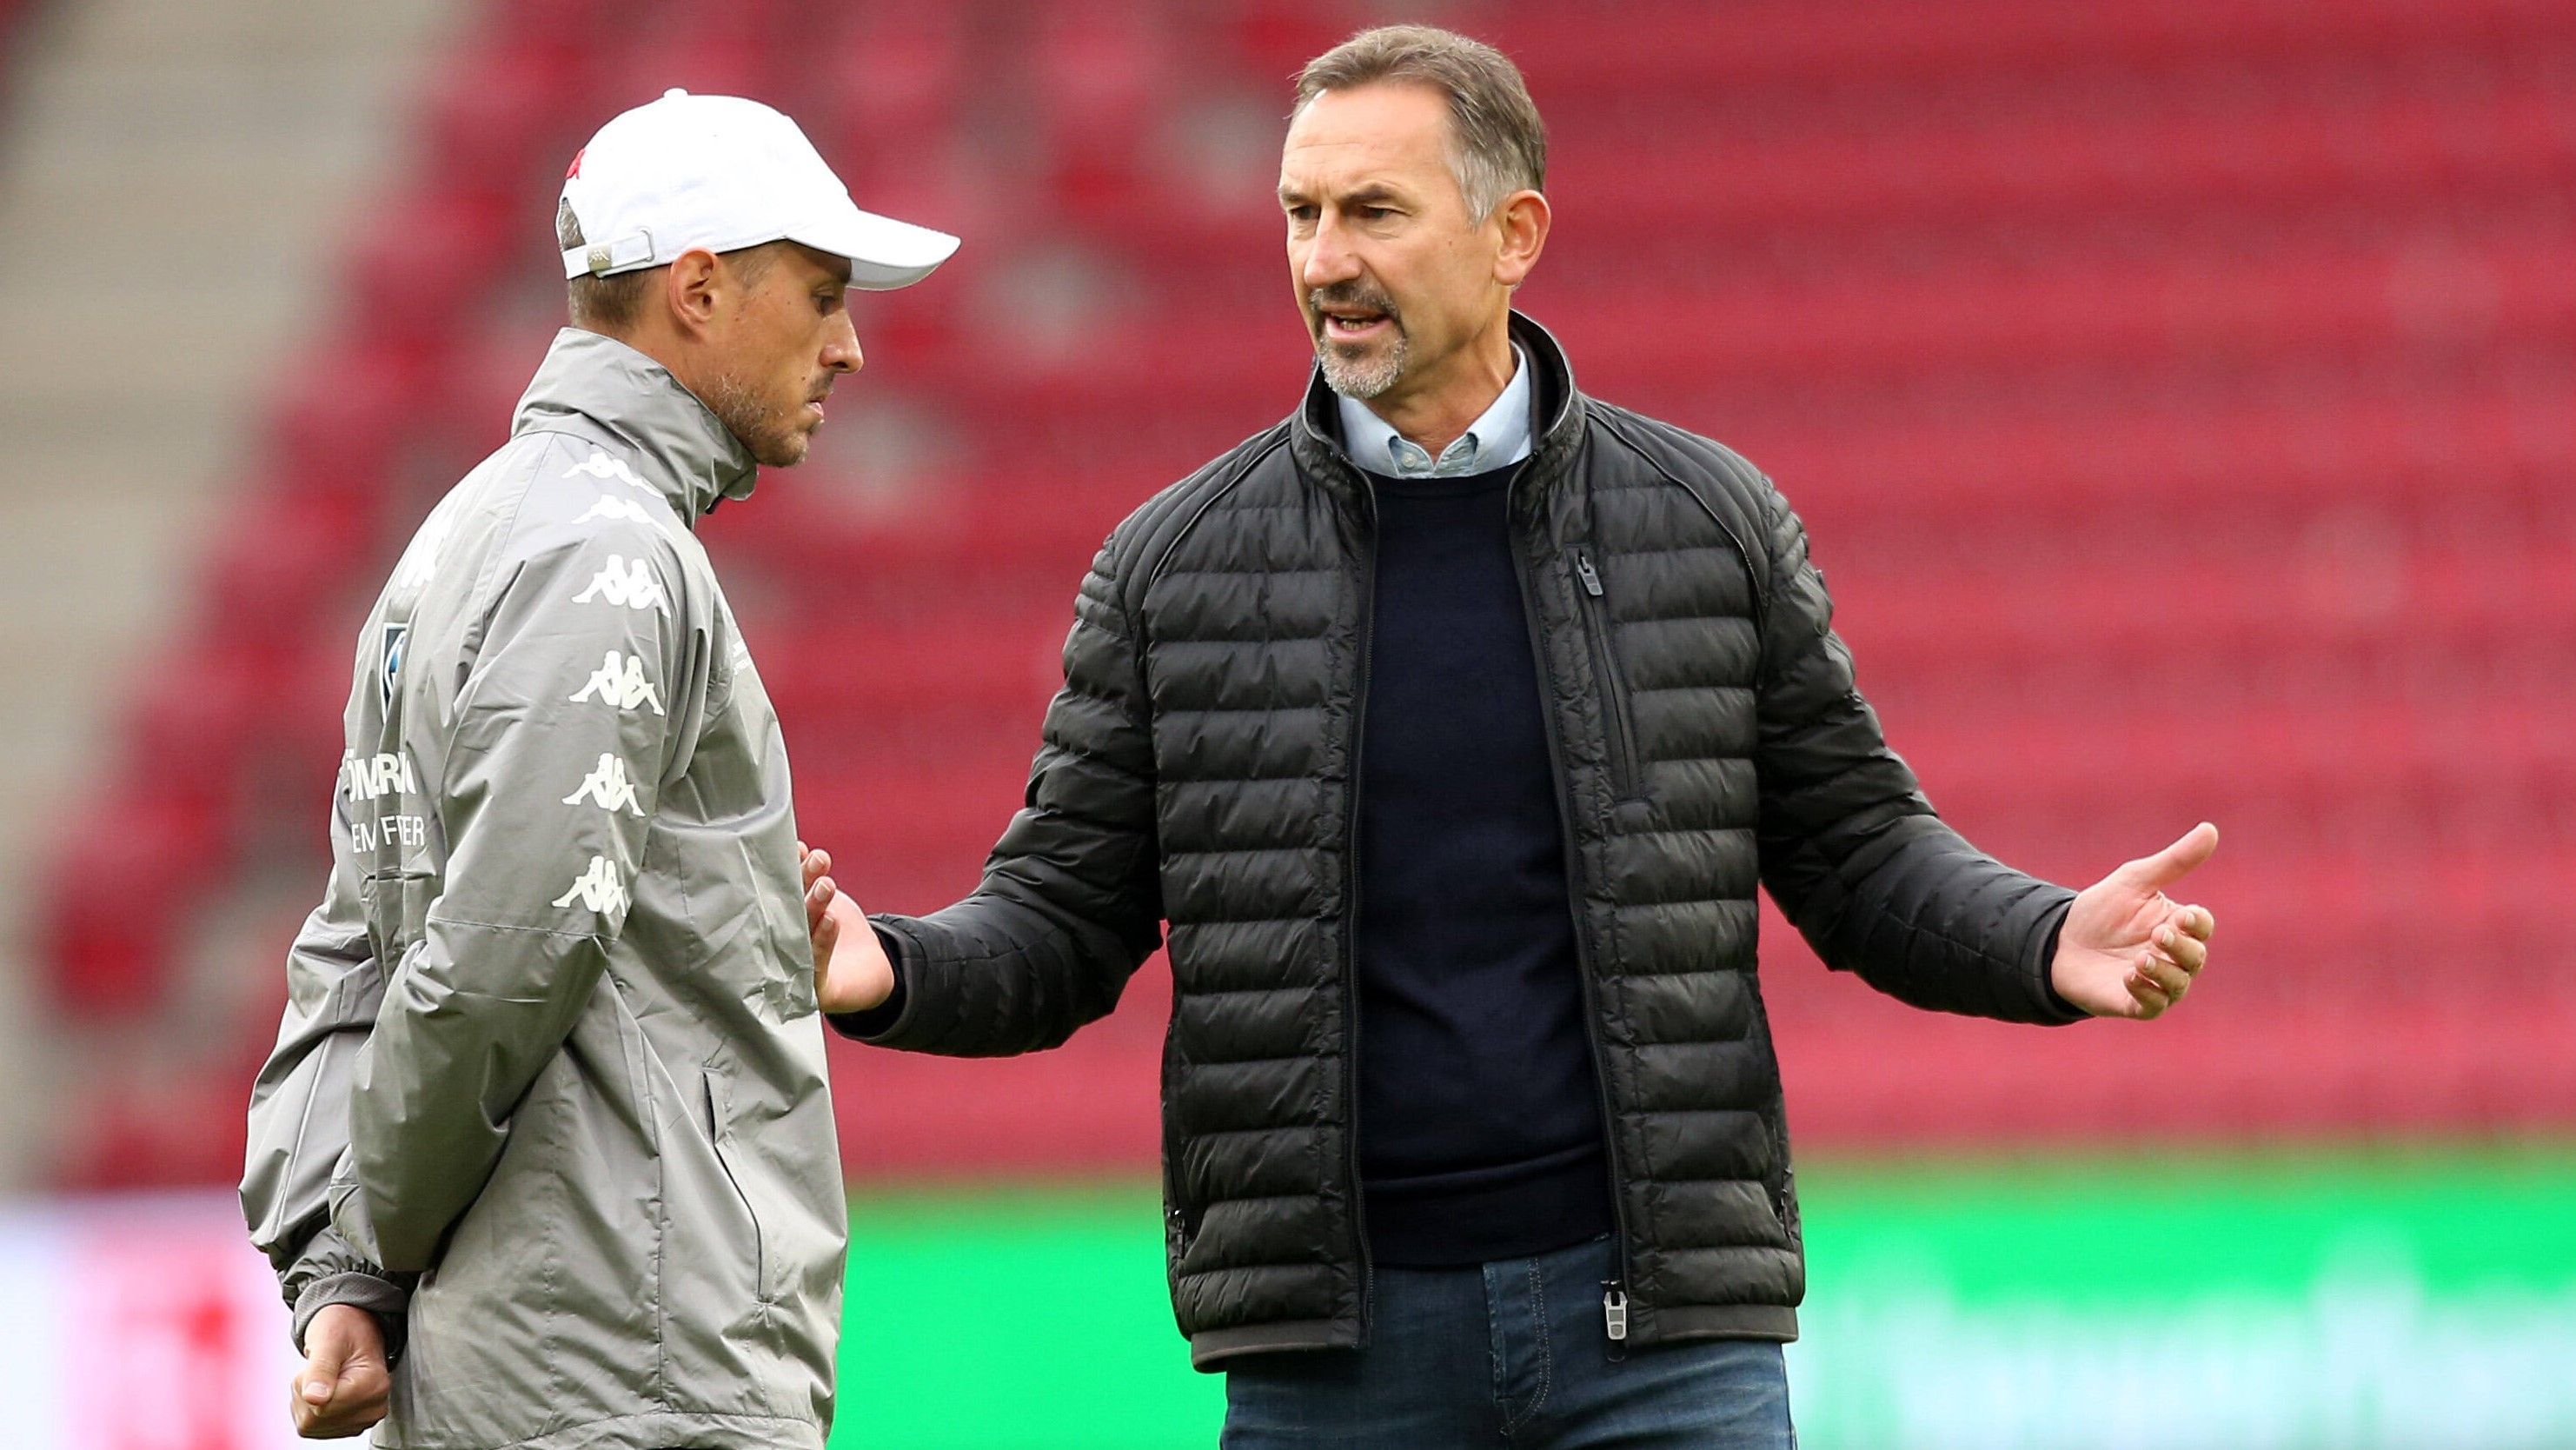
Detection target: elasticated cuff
<box><xmin>292</xmin><ymin>1270</ymin><xmax>410</xmax><ymax>1362</ymax></box>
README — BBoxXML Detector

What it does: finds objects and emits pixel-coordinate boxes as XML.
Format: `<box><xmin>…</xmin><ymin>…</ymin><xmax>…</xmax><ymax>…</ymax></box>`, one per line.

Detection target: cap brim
<box><xmin>787</xmin><ymin>202</ymin><xmax>959</xmax><ymax>290</ymax></box>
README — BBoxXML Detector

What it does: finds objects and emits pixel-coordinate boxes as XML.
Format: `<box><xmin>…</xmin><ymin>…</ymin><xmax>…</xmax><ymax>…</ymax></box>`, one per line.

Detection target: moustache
<box><xmin>1308</xmin><ymin>285</ymin><xmax>1402</xmax><ymax>323</ymax></box>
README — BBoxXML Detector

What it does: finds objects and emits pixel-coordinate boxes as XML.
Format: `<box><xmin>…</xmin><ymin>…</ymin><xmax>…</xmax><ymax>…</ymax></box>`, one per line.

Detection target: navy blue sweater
<box><xmin>1353</xmin><ymin>463</ymin><xmax>1615</xmax><ymax>1267</ymax></box>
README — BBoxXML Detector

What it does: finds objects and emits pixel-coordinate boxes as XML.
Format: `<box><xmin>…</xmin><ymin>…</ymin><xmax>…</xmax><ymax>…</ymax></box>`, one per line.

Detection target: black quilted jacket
<box><xmin>861</xmin><ymin>313</ymin><xmax>2081</xmax><ymax>1368</ymax></box>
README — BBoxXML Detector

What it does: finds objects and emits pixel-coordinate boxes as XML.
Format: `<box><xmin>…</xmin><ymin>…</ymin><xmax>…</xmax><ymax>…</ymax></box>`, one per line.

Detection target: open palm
<box><xmin>2050</xmin><ymin>822</ymin><xmax>2220</xmax><ymax>1020</ymax></box>
<box><xmin>800</xmin><ymin>842</ymin><xmax>897</xmax><ymax>1015</ymax></box>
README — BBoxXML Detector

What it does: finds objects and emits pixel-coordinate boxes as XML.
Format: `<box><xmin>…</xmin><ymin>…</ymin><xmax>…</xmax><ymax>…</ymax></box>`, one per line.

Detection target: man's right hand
<box><xmin>801</xmin><ymin>841</ymin><xmax>896</xmax><ymax>1014</ymax></box>
<box><xmin>291</xmin><ymin>1303</ymin><xmax>390</xmax><ymax>1438</ymax></box>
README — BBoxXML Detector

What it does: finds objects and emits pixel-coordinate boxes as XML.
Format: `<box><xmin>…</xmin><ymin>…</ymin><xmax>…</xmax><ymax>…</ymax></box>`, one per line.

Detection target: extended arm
<box><xmin>833</xmin><ymin>530</ymin><xmax>1165</xmax><ymax>1056</ymax></box>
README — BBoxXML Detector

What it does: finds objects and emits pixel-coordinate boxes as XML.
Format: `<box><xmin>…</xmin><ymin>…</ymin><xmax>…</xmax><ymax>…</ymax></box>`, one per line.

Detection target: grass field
<box><xmin>837</xmin><ymin>1142</ymin><xmax>2576</xmax><ymax>1449</ymax></box>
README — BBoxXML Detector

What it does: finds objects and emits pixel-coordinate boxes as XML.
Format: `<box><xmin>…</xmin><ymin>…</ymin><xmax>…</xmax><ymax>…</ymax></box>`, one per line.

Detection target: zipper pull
<box><xmin>1602</xmin><ymin>1283</ymin><xmax>1630</xmax><ymax>1341</ymax></box>
<box><xmin>1575</xmin><ymin>550</ymin><xmax>1604</xmax><ymax>597</ymax></box>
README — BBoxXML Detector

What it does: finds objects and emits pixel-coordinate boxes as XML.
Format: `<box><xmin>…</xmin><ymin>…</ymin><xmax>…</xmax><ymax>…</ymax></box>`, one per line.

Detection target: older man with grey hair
<box><xmin>242</xmin><ymin>90</ymin><xmax>953</xmax><ymax>1448</ymax></box>
<box><xmin>807</xmin><ymin>24</ymin><xmax>2220</xmax><ymax>1447</ymax></box>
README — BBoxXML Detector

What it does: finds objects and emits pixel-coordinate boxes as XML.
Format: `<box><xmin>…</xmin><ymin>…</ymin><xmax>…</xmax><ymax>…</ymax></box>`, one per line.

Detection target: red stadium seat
<box><xmin>38</xmin><ymin>0</ymin><xmax>2576</xmax><ymax>1180</ymax></box>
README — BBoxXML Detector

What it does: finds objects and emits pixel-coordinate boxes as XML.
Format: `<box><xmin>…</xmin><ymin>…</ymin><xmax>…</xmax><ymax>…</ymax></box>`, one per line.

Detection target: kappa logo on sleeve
<box><xmin>393</xmin><ymin>506</ymin><xmax>457</xmax><ymax>591</ymax></box>
<box><xmin>574</xmin><ymin>496</ymin><xmax>661</xmax><ymax>529</ymax></box>
<box><xmin>566</xmin><ymin>451</ymin><xmax>654</xmax><ymax>493</ymax></box>
<box><xmin>551</xmin><ymin>855</ymin><xmax>630</xmax><ymax>915</ymax></box>
<box><xmin>568</xmin><ymin>649</ymin><xmax>666</xmax><ymax>715</ymax></box>
<box><xmin>571</xmin><ymin>556</ymin><xmax>670</xmax><ymax>613</ymax></box>
<box><xmin>561</xmin><ymin>753</ymin><xmax>644</xmax><ymax>815</ymax></box>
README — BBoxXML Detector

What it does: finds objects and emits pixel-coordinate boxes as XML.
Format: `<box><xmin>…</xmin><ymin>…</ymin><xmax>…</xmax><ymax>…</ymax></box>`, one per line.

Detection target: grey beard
<box><xmin>1317</xmin><ymin>329</ymin><xmax>1408</xmax><ymax>401</ymax></box>
<box><xmin>704</xmin><ymin>370</ymin><xmax>809</xmax><ymax>468</ymax></box>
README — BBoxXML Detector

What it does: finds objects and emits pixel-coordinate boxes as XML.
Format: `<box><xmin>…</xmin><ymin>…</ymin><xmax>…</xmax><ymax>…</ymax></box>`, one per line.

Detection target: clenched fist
<box><xmin>290</xmin><ymin>1303</ymin><xmax>389</xmax><ymax>1439</ymax></box>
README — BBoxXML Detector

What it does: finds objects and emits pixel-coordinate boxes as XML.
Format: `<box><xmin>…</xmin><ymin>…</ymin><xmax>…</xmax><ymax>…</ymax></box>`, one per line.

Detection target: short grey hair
<box><xmin>557</xmin><ymin>198</ymin><xmax>653</xmax><ymax>330</ymax></box>
<box><xmin>1292</xmin><ymin>24</ymin><xmax>1547</xmax><ymax>222</ymax></box>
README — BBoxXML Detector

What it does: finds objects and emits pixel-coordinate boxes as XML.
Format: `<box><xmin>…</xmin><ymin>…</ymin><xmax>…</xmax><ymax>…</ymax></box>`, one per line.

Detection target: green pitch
<box><xmin>837</xmin><ymin>1183</ymin><xmax>1220</xmax><ymax>1447</ymax></box>
<box><xmin>835</xmin><ymin>1143</ymin><xmax>2576</xmax><ymax>1449</ymax></box>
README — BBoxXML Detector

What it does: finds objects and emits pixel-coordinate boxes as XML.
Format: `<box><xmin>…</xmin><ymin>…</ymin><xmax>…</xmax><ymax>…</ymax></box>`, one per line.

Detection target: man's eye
<box><xmin>1355</xmin><ymin>206</ymin><xmax>1391</xmax><ymax>220</ymax></box>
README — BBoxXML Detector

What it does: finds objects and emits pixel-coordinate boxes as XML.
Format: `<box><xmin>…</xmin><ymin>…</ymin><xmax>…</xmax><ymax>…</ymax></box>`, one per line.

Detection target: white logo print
<box><xmin>394</xmin><ymin>504</ymin><xmax>457</xmax><ymax>591</ymax></box>
<box><xmin>562</xmin><ymin>752</ymin><xmax>643</xmax><ymax>815</ymax></box>
<box><xmin>571</xmin><ymin>555</ymin><xmax>668</xmax><ymax>613</ymax></box>
<box><xmin>568</xmin><ymin>649</ymin><xmax>665</xmax><ymax>715</ymax></box>
<box><xmin>566</xmin><ymin>450</ymin><xmax>653</xmax><ymax>493</ymax></box>
<box><xmin>574</xmin><ymin>496</ymin><xmax>660</xmax><ymax>529</ymax></box>
<box><xmin>339</xmin><ymin>750</ymin><xmax>419</xmax><ymax>803</ymax></box>
<box><xmin>552</xmin><ymin>855</ymin><xmax>629</xmax><ymax>914</ymax></box>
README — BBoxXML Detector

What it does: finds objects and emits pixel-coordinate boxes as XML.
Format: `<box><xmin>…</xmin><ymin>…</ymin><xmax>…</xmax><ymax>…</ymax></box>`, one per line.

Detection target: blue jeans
<box><xmin>1221</xmin><ymin>1236</ymin><xmax>1795</xmax><ymax>1448</ymax></box>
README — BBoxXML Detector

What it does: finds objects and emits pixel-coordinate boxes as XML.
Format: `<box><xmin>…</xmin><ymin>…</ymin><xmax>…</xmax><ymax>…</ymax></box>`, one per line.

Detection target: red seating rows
<box><xmin>0</xmin><ymin>4</ymin><xmax>29</xmax><ymax>93</ymax></box>
<box><xmin>37</xmin><ymin>0</ymin><xmax>2576</xmax><ymax>1185</ymax></box>
<box><xmin>1418</xmin><ymin>0</ymin><xmax>2576</xmax><ymax>93</ymax></box>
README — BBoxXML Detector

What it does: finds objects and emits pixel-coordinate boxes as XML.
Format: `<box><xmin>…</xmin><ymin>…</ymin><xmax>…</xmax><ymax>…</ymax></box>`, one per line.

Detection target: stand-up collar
<box><xmin>1291</xmin><ymin>311</ymin><xmax>1585</xmax><ymax>506</ymax></box>
<box><xmin>511</xmin><ymin>327</ymin><xmax>760</xmax><ymax>522</ymax></box>
<box><xmin>1336</xmin><ymin>345</ymin><xmax>1533</xmax><ymax>477</ymax></box>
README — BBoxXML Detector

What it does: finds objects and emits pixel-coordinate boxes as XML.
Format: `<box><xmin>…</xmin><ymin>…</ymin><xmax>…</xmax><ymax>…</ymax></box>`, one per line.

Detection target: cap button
<box><xmin>664</xmin><ymin>88</ymin><xmax>687</xmax><ymax>99</ymax></box>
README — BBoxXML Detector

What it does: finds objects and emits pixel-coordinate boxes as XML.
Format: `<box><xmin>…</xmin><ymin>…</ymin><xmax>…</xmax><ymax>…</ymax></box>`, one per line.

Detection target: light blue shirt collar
<box><xmin>1336</xmin><ymin>345</ymin><xmax>1534</xmax><ymax>478</ymax></box>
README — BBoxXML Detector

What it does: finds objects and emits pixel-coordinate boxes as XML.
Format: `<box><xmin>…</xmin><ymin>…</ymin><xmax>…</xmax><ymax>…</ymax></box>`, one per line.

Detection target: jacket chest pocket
<box><xmin>1571</xmin><ymin>549</ymin><xmax>1645</xmax><ymax>804</ymax></box>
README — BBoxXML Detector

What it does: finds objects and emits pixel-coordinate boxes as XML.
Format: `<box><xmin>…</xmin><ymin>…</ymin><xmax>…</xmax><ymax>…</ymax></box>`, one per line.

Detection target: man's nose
<box><xmin>1299</xmin><ymin>217</ymin><xmax>1364</xmax><ymax>290</ymax></box>
<box><xmin>824</xmin><ymin>315</ymin><xmax>862</xmax><ymax>374</ymax></box>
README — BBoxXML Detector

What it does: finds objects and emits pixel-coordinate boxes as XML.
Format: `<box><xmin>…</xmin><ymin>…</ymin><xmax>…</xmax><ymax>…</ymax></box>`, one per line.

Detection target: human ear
<box><xmin>1491</xmin><ymin>190</ymin><xmax>1550</xmax><ymax>289</ymax></box>
<box><xmin>664</xmin><ymin>249</ymin><xmax>723</xmax><ymax>333</ymax></box>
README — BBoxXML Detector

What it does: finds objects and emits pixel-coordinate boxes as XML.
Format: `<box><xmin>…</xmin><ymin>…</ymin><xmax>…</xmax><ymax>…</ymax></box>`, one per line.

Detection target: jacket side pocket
<box><xmin>700</xmin><ymin>1069</ymin><xmax>771</xmax><ymax>1305</ymax></box>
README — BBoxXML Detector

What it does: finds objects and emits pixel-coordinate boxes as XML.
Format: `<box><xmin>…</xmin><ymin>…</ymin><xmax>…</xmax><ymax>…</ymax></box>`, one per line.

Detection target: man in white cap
<box><xmin>241</xmin><ymin>90</ymin><xmax>953</xmax><ymax>1447</ymax></box>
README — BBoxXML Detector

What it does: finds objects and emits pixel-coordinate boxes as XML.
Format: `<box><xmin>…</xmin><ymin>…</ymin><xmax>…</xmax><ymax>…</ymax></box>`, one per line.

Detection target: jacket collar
<box><xmin>511</xmin><ymin>328</ymin><xmax>760</xmax><ymax>523</ymax></box>
<box><xmin>1335</xmin><ymin>343</ymin><xmax>1533</xmax><ymax>477</ymax></box>
<box><xmin>1290</xmin><ymin>310</ymin><xmax>1585</xmax><ymax>508</ymax></box>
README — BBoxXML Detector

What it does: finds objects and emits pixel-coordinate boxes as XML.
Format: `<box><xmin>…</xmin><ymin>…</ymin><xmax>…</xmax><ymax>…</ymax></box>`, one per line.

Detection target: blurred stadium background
<box><xmin>0</xmin><ymin>0</ymin><xmax>2570</xmax><ymax>1445</ymax></box>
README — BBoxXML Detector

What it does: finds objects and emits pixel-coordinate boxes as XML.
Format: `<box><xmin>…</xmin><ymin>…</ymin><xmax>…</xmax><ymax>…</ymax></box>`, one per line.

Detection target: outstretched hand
<box><xmin>800</xmin><ymin>841</ymin><xmax>896</xmax><ymax>1015</ymax></box>
<box><xmin>2049</xmin><ymin>822</ymin><xmax>2220</xmax><ymax>1021</ymax></box>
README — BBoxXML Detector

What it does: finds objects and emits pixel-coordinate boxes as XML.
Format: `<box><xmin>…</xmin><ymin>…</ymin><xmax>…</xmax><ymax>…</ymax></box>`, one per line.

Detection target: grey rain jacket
<box><xmin>242</xmin><ymin>329</ymin><xmax>844</xmax><ymax>1450</ymax></box>
<box><xmin>850</xmin><ymin>313</ymin><xmax>2081</xmax><ymax>1369</ymax></box>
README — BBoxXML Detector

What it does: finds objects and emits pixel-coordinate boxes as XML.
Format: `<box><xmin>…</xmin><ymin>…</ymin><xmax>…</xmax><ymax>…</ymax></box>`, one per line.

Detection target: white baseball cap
<box><xmin>558</xmin><ymin>89</ymin><xmax>959</xmax><ymax>290</ymax></box>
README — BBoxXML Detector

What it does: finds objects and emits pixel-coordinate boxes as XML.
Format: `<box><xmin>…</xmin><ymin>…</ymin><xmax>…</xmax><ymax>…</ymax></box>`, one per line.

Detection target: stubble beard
<box><xmin>1309</xmin><ymin>282</ymin><xmax>1410</xmax><ymax>401</ymax></box>
<box><xmin>705</xmin><ymin>369</ymin><xmax>814</xmax><ymax>469</ymax></box>
<box><xmin>1317</xmin><ymin>328</ymin><xmax>1410</xmax><ymax>401</ymax></box>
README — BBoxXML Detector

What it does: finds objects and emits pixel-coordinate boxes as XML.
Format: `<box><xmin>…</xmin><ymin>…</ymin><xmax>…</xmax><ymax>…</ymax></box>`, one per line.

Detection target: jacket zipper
<box><xmin>702</xmin><ymin>1072</ymin><xmax>769</xmax><ymax>1304</ymax></box>
<box><xmin>1587</xmin><ymin>410</ymin><xmax>1769</xmax><ymax>645</ymax></box>
<box><xmin>1509</xmin><ymin>489</ymin><xmax>1637</xmax><ymax>1353</ymax></box>
<box><xmin>1342</xmin><ymin>474</ymin><xmax>1380</xmax><ymax>1345</ymax></box>
<box><xmin>1572</xmin><ymin>549</ymin><xmax>1641</xmax><ymax>801</ymax></box>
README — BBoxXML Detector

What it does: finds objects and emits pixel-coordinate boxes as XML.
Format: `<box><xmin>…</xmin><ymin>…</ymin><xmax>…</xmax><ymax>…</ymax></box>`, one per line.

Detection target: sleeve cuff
<box><xmin>825</xmin><ymin>924</ymin><xmax>914</xmax><ymax>1041</ymax></box>
<box><xmin>2031</xmin><ymin>900</ymin><xmax>2088</xmax><ymax>1025</ymax></box>
<box><xmin>292</xmin><ymin>1270</ymin><xmax>410</xmax><ymax>1362</ymax></box>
